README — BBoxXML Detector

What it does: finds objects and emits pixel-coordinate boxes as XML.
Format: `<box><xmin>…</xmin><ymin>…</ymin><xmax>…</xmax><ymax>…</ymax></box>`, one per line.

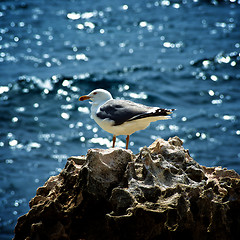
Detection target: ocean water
<box><xmin>0</xmin><ymin>0</ymin><xmax>240</xmax><ymax>238</ymax></box>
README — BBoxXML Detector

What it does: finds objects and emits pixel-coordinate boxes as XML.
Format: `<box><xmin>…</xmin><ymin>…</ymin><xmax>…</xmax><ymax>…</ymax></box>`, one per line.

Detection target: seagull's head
<box><xmin>79</xmin><ymin>89</ymin><xmax>113</xmax><ymax>104</ymax></box>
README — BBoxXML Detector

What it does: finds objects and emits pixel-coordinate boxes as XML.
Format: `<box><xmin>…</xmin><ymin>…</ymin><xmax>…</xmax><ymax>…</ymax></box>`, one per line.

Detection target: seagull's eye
<box><xmin>93</xmin><ymin>92</ymin><xmax>97</xmax><ymax>95</ymax></box>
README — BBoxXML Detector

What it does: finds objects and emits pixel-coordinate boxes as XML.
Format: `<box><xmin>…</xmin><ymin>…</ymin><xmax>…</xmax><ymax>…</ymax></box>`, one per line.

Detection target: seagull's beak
<box><xmin>79</xmin><ymin>95</ymin><xmax>91</xmax><ymax>101</ymax></box>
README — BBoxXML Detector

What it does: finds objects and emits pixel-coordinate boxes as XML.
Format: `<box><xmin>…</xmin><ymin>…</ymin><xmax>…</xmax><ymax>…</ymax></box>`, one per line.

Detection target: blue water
<box><xmin>0</xmin><ymin>0</ymin><xmax>240</xmax><ymax>238</ymax></box>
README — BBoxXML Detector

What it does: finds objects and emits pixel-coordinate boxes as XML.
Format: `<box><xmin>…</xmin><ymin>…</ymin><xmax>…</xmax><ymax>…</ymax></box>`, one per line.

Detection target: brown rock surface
<box><xmin>14</xmin><ymin>137</ymin><xmax>240</xmax><ymax>240</ymax></box>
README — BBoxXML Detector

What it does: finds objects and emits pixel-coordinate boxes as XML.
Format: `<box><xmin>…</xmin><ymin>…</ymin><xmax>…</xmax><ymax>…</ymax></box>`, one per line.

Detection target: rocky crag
<box><xmin>14</xmin><ymin>137</ymin><xmax>240</xmax><ymax>240</ymax></box>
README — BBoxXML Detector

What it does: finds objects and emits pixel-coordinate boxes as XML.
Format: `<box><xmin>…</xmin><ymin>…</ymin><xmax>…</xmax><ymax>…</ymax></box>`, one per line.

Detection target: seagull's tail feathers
<box><xmin>157</xmin><ymin>108</ymin><xmax>176</xmax><ymax>115</ymax></box>
<box><xmin>153</xmin><ymin>108</ymin><xmax>176</xmax><ymax>120</ymax></box>
<box><xmin>128</xmin><ymin>108</ymin><xmax>176</xmax><ymax>122</ymax></box>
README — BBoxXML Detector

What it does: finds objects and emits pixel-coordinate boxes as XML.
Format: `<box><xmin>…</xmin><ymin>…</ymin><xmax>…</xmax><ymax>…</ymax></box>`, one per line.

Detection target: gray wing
<box><xmin>96</xmin><ymin>99</ymin><xmax>174</xmax><ymax>126</ymax></box>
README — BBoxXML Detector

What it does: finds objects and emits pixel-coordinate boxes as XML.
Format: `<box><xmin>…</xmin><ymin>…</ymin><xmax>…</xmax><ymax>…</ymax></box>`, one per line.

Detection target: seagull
<box><xmin>79</xmin><ymin>89</ymin><xmax>175</xmax><ymax>149</ymax></box>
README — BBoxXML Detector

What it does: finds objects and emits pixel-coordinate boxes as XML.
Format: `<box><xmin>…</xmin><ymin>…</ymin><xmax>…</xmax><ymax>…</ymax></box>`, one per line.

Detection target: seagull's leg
<box><xmin>126</xmin><ymin>135</ymin><xmax>130</xmax><ymax>150</ymax></box>
<box><xmin>112</xmin><ymin>135</ymin><xmax>116</xmax><ymax>148</ymax></box>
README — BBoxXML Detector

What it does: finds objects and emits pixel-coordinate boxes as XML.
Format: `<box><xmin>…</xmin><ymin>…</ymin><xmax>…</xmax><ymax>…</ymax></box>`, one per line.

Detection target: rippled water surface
<box><xmin>1</xmin><ymin>0</ymin><xmax>240</xmax><ymax>238</ymax></box>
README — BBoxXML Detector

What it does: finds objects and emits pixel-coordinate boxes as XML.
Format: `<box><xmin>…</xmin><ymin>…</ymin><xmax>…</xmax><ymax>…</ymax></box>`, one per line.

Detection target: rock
<box><xmin>14</xmin><ymin>136</ymin><xmax>240</xmax><ymax>240</ymax></box>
